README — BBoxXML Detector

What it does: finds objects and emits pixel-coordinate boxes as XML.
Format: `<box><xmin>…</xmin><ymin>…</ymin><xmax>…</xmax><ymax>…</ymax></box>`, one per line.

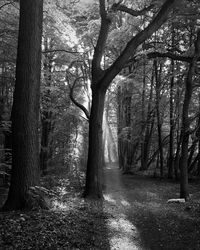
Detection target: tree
<box><xmin>179</xmin><ymin>30</ymin><xmax>200</xmax><ymax>200</ymax></box>
<box><xmin>84</xmin><ymin>0</ymin><xmax>180</xmax><ymax>198</ymax></box>
<box><xmin>2</xmin><ymin>0</ymin><xmax>44</xmax><ymax>210</ymax></box>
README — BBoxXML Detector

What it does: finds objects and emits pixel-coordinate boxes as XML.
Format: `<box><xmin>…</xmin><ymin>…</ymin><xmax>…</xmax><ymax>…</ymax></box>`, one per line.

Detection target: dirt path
<box><xmin>103</xmin><ymin>165</ymin><xmax>200</xmax><ymax>250</ymax></box>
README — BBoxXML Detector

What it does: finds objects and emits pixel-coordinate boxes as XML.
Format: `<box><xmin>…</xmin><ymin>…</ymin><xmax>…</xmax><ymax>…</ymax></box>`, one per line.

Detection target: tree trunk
<box><xmin>180</xmin><ymin>30</ymin><xmax>200</xmax><ymax>199</ymax></box>
<box><xmin>84</xmin><ymin>0</ymin><xmax>179</xmax><ymax>199</ymax></box>
<box><xmin>40</xmin><ymin>39</ymin><xmax>53</xmax><ymax>175</ymax></box>
<box><xmin>2</xmin><ymin>0</ymin><xmax>43</xmax><ymax>210</ymax></box>
<box><xmin>179</xmin><ymin>65</ymin><xmax>193</xmax><ymax>199</ymax></box>
<box><xmin>141</xmin><ymin>64</ymin><xmax>154</xmax><ymax>170</ymax></box>
<box><xmin>168</xmin><ymin>59</ymin><xmax>175</xmax><ymax>178</ymax></box>
<box><xmin>40</xmin><ymin>112</ymin><xmax>52</xmax><ymax>175</ymax></box>
<box><xmin>84</xmin><ymin>86</ymin><xmax>106</xmax><ymax>198</ymax></box>
<box><xmin>154</xmin><ymin>60</ymin><xmax>164</xmax><ymax>178</ymax></box>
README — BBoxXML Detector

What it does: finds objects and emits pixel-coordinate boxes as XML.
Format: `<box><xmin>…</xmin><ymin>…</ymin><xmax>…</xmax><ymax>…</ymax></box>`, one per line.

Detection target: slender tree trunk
<box><xmin>196</xmin><ymin>95</ymin><xmax>200</xmax><ymax>176</ymax></box>
<box><xmin>168</xmin><ymin>59</ymin><xmax>175</xmax><ymax>178</ymax></box>
<box><xmin>197</xmin><ymin>141</ymin><xmax>200</xmax><ymax>176</ymax></box>
<box><xmin>40</xmin><ymin>43</ymin><xmax>53</xmax><ymax>174</ymax></box>
<box><xmin>180</xmin><ymin>30</ymin><xmax>200</xmax><ymax>199</ymax></box>
<box><xmin>40</xmin><ymin>112</ymin><xmax>52</xmax><ymax>175</ymax></box>
<box><xmin>141</xmin><ymin>60</ymin><xmax>146</xmax><ymax>170</ymax></box>
<box><xmin>154</xmin><ymin>60</ymin><xmax>164</xmax><ymax>178</ymax></box>
<box><xmin>187</xmin><ymin>138</ymin><xmax>198</xmax><ymax>170</ymax></box>
<box><xmin>2</xmin><ymin>0</ymin><xmax>43</xmax><ymax>210</ymax></box>
<box><xmin>179</xmin><ymin>69</ymin><xmax>192</xmax><ymax>199</ymax></box>
<box><xmin>174</xmin><ymin>78</ymin><xmax>182</xmax><ymax>180</ymax></box>
<box><xmin>141</xmin><ymin>64</ymin><xmax>154</xmax><ymax>170</ymax></box>
<box><xmin>84</xmin><ymin>86</ymin><xmax>106</xmax><ymax>198</ymax></box>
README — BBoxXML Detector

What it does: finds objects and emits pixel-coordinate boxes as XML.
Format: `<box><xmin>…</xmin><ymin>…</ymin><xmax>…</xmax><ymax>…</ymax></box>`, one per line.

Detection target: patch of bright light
<box><xmin>104</xmin><ymin>194</ymin><xmax>117</xmax><ymax>204</ymax></box>
<box><xmin>57</xmin><ymin>187</ymin><xmax>68</xmax><ymax>196</ymax></box>
<box><xmin>107</xmin><ymin>217</ymin><xmax>140</xmax><ymax>250</ymax></box>
<box><xmin>52</xmin><ymin>200</ymin><xmax>69</xmax><ymax>211</ymax></box>
<box><xmin>108</xmin><ymin>217</ymin><xmax>137</xmax><ymax>234</ymax></box>
<box><xmin>110</xmin><ymin>236</ymin><xmax>140</xmax><ymax>250</ymax></box>
<box><xmin>121</xmin><ymin>199</ymin><xmax>130</xmax><ymax>207</ymax></box>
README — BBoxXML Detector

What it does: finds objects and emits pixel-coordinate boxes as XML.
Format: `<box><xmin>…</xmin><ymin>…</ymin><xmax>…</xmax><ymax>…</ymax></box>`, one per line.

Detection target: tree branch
<box><xmin>111</xmin><ymin>3</ymin><xmax>154</xmax><ymax>16</ymax></box>
<box><xmin>92</xmin><ymin>0</ymin><xmax>111</xmax><ymax>83</ymax></box>
<box><xmin>101</xmin><ymin>0</ymin><xmax>180</xmax><ymax>90</ymax></box>
<box><xmin>68</xmin><ymin>77</ymin><xmax>90</xmax><ymax>120</ymax></box>
<box><xmin>0</xmin><ymin>1</ymin><xmax>15</xmax><ymax>11</ymax></box>
<box><xmin>147</xmin><ymin>51</ymin><xmax>193</xmax><ymax>63</ymax></box>
<box><xmin>42</xmin><ymin>49</ymin><xmax>81</xmax><ymax>54</ymax></box>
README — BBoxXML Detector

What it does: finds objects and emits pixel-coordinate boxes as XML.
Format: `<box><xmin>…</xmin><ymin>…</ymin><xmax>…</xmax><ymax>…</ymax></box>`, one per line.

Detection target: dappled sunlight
<box><xmin>107</xmin><ymin>216</ymin><xmax>142</xmax><ymax>250</ymax></box>
<box><xmin>121</xmin><ymin>199</ymin><xmax>131</xmax><ymax>207</ymax></box>
<box><xmin>103</xmin><ymin>168</ymin><xmax>145</xmax><ymax>249</ymax></box>
<box><xmin>104</xmin><ymin>194</ymin><xmax>117</xmax><ymax>204</ymax></box>
<box><xmin>51</xmin><ymin>200</ymin><xmax>71</xmax><ymax>211</ymax></box>
<box><xmin>56</xmin><ymin>186</ymin><xmax>69</xmax><ymax>196</ymax></box>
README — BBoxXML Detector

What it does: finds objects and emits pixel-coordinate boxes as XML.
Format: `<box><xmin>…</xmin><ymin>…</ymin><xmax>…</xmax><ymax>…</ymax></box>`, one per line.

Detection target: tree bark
<box><xmin>154</xmin><ymin>60</ymin><xmax>164</xmax><ymax>178</ymax></box>
<box><xmin>168</xmin><ymin>58</ymin><xmax>175</xmax><ymax>179</ymax></box>
<box><xmin>141</xmin><ymin>64</ymin><xmax>154</xmax><ymax>170</ymax></box>
<box><xmin>2</xmin><ymin>0</ymin><xmax>43</xmax><ymax>210</ymax></box>
<box><xmin>84</xmin><ymin>86</ymin><xmax>106</xmax><ymax>198</ymax></box>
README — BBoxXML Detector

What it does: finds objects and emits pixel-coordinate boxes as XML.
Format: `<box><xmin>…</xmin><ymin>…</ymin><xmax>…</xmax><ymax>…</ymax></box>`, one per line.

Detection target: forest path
<box><xmin>103</xmin><ymin>164</ymin><xmax>200</xmax><ymax>250</ymax></box>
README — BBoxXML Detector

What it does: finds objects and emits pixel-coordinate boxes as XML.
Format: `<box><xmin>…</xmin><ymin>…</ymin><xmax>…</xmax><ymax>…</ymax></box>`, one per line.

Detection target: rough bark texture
<box><xmin>2</xmin><ymin>0</ymin><xmax>43</xmax><ymax>210</ymax></box>
<box><xmin>84</xmin><ymin>86</ymin><xmax>106</xmax><ymax>198</ymax></box>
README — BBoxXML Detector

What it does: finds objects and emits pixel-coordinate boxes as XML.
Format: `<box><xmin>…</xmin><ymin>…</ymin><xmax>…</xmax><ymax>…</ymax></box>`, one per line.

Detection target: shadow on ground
<box><xmin>0</xmin><ymin>173</ymin><xmax>111</xmax><ymax>250</ymax></box>
<box><xmin>103</xmin><ymin>164</ymin><xmax>200</xmax><ymax>250</ymax></box>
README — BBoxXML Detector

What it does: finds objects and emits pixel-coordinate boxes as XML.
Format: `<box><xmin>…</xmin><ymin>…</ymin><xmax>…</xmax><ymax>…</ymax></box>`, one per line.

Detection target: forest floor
<box><xmin>0</xmin><ymin>164</ymin><xmax>200</xmax><ymax>249</ymax></box>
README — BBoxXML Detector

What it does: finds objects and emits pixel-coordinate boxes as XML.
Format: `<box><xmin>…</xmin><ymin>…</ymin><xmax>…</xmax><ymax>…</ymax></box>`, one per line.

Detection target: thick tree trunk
<box><xmin>84</xmin><ymin>86</ymin><xmax>106</xmax><ymax>198</ymax></box>
<box><xmin>2</xmin><ymin>0</ymin><xmax>43</xmax><ymax>210</ymax></box>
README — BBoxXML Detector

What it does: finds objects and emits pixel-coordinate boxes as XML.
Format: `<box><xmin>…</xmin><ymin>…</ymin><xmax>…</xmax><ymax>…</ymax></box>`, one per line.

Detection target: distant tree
<box><xmin>2</xmin><ymin>0</ymin><xmax>44</xmax><ymax>210</ymax></box>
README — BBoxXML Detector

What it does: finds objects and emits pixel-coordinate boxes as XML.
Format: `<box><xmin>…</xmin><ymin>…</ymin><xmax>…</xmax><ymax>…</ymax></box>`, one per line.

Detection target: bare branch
<box><xmin>68</xmin><ymin>77</ymin><xmax>90</xmax><ymax>120</ymax></box>
<box><xmin>0</xmin><ymin>1</ymin><xmax>15</xmax><ymax>11</ymax></box>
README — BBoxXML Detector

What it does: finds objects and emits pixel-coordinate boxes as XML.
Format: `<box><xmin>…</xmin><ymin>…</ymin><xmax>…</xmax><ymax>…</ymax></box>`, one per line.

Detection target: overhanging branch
<box><xmin>111</xmin><ymin>2</ymin><xmax>154</xmax><ymax>16</ymax></box>
<box><xmin>147</xmin><ymin>51</ymin><xmax>193</xmax><ymax>63</ymax></box>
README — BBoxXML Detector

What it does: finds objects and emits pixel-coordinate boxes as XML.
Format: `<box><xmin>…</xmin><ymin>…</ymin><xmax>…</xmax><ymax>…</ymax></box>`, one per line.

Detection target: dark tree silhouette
<box><xmin>84</xmin><ymin>0</ymin><xmax>179</xmax><ymax>199</ymax></box>
<box><xmin>2</xmin><ymin>0</ymin><xmax>44</xmax><ymax>210</ymax></box>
